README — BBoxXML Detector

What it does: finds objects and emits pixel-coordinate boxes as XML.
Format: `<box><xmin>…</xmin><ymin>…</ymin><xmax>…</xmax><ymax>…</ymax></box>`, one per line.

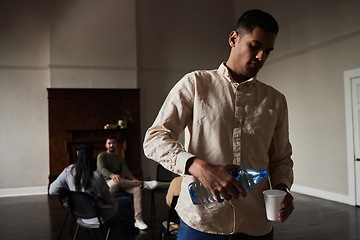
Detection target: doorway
<box><xmin>344</xmin><ymin>67</ymin><xmax>360</xmax><ymax>206</ymax></box>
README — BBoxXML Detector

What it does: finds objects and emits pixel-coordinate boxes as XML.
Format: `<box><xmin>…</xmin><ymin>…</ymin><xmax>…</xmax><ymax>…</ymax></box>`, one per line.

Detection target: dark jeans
<box><xmin>177</xmin><ymin>219</ymin><xmax>274</xmax><ymax>240</ymax></box>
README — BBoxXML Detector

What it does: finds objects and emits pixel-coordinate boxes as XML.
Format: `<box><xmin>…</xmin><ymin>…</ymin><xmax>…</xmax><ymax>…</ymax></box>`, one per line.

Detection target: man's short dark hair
<box><xmin>235</xmin><ymin>9</ymin><xmax>279</xmax><ymax>36</ymax></box>
<box><xmin>106</xmin><ymin>136</ymin><xmax>117</xmax><ymax>142</ymax></box>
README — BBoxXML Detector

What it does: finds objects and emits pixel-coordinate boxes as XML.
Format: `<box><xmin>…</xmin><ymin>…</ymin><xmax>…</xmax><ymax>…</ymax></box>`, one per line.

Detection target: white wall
<box><xmin>234</xmin><ymin>0</ymin><xmax>360</xmax><ymax>205</ymax></box>
<box><xmin>50</xmin><ymin>0</ymin><xmax>137</xmax><ymax>88</ymax></box>
<box><xmin>0</xmin><ymin>1</ymin><xmax>50</xmax><ymax>196</ymax></box>
<box><xmin>0</xmin><ymin>0</ymin><xmax>137</xmax><ymax>197</ymax></box>
<box><xmin>136</xmin><ymin>0</ymin><xmax>235</xmax><ymax>179</ymax></box>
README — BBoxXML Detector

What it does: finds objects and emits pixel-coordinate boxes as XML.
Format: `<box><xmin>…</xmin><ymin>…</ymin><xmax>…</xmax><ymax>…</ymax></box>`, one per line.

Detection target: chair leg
<box><xmin>68</xmin><ymin>218</ymin><xmax>75</xmax><ymax>235</ymax></box>
<box><xmin>73</xmin><ymin>225</ymin><xmax>80</xmax><ymax>240</ymax></box>
<box><xmin>106</xmin><ymin>228</ymin><xmax>112</xmax><ymax>240</ymax></box>
<box><xmin>160</xmin><ymin>227</ymin><xmax>165</xmax><ymax>240</ymax></box>
<box><xmin>57</xmin><ymin>211</ymin><xmax>69</xmax><ymax>240</ymax></box>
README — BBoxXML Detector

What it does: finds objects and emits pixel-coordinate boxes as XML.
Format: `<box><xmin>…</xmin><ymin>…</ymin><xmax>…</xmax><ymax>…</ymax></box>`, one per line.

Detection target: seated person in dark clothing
<box><xmin>49</xmin><ymin>143</ymin><xmax>138</xmax><ymax>240</ymax></box>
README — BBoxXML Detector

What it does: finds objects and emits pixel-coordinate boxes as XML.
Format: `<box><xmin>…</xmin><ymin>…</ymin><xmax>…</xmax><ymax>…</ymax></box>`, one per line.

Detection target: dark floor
<box><xmin>0</xmin><ymin>191</ymin><xmax>359</xmax><ymax>240</ymax></box>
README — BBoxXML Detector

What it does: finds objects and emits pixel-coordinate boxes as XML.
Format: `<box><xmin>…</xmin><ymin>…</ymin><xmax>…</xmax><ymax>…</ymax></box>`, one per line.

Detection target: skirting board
<box><xmin>0</xmin><ymin>186</ymin><xmax>48</xmax><ymax>198</ymax></box>
<box><xmin>291</xmin><ymin>184</ymin><xmax>355</xmax><ymax>206</ymax></box>
<box><xmin>0</xmin><ymin>184</ymin><xmax>355</xmax><ymax>206</ymax></box>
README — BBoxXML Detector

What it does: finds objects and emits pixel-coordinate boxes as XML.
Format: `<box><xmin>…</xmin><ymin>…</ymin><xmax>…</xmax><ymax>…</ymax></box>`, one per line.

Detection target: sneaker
<box><xmin>135</xmin><ymin>219</ymin><xmax>149</xmax><ymax>230</ymax></box>
<box><xmin>143</xmin><ymin>180</ymin><xmax>158</xmax><ymax>190</ymax></box>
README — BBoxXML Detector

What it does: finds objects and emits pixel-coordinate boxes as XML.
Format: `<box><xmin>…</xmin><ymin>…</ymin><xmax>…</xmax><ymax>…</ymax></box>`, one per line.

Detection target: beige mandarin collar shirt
<box><xmin>144</xmin><ymin>63</ymin><xmax>293</xmax><ymax>236</ymax></box>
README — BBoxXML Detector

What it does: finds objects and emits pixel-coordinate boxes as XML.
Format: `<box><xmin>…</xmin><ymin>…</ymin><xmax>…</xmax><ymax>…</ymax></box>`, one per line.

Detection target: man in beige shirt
<box><xmin>144</xmin><ymin>9</ymin><xmax>294</xmax><ymax>240</ymax></box>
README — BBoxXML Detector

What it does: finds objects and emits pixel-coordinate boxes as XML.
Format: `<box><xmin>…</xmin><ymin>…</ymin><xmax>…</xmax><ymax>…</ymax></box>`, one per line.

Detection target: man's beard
<box><xmin>108</xmin><ymin>148</ymin><xmax>116</xmax><ymax>153</ymax></box>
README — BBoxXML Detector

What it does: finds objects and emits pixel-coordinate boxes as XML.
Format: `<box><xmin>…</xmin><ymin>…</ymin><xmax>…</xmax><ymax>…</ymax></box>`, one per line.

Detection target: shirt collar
<box><xmin>218</xmin><ymin>62</ymin><xmax>256</xmax><ymax>85</ymax></box>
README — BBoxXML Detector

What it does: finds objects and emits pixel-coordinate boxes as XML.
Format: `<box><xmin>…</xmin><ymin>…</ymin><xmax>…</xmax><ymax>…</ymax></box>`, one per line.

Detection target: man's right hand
<box><xmin>111</xmin><ymin>174</ymin><xmax>122</xmax><ymax>182</ymax></box>
<box><xmin>186</xmin><ymin>158</ymin><xmax>247</xmax><ymax>202</ymax></box>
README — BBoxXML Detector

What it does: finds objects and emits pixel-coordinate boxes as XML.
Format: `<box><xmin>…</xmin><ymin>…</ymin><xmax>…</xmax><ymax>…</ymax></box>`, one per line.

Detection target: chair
<box><xmin>160</xmin><ymin>195</ymin><xmax>179</xmax><ymax>240</ymax></box>
<box><xmin>67</xmin><ymin>191</ymin><xmax>127</xmax><ymax>240</ymax></box>
<box><xmin>150</xmin><ymin>164</ymin><xmax>179</xmax><ymax>226</ymax></box>
<box><xmin>56</xmin><ymin>191</ymin><xmax>75</xmax><ymax>240</ymax></box>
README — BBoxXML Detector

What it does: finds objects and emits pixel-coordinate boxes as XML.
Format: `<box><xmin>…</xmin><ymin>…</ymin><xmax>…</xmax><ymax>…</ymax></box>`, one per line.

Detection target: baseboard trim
<box><xmin>0</xmin><ymin>184</ymin><xmax>355</xmax><ymax>206</ymax></box>
<box><xmin>291</xmin><ymin>184</ymin><xmax>355</xmax><ymax>206</ymax></box>
<box><xmin>0</xmin><ymin>186</ymin><xmax>48</xmax><ymax>198</ymax></box>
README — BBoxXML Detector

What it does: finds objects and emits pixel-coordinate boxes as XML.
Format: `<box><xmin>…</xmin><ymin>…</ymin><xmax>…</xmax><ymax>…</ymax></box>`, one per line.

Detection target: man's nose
<box><xmin>256</xmin><ymin>51</ymin><xmax>266</xmax><ymax>62</ymax></box>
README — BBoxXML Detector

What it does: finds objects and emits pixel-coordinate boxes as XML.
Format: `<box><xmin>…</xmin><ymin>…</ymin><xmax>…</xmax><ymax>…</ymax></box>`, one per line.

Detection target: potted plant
<box><xmin>117</xmin><ymin>110</ymin><xmax>134</xmax><ymax>129</ymax></box>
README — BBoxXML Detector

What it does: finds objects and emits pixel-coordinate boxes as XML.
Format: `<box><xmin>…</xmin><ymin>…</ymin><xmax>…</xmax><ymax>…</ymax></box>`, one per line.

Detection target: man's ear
<box><xmin>229</xmin><ymin>31</ymin><xmax>238</xmax><ymax>47</ymax></box>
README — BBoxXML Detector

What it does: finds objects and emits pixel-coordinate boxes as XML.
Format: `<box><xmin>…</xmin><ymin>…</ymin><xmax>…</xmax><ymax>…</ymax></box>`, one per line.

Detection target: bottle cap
<box><xmin>260</xmin><ymin>169</ymin><xmax>269</xmax><ymax>178</ymax></box>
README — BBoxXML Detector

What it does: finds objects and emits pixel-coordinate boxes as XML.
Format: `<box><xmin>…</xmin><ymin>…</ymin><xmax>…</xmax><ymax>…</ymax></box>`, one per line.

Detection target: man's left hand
<box><xmin>274</xmin><ymin>184</ymin><xmax>294</xmax><ymax>222</ymax></box>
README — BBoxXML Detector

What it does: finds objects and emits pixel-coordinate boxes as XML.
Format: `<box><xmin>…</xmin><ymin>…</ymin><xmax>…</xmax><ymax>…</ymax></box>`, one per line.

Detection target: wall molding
<box><xmin>0</xmin><ymin>183</ymin><xmax>355</xmax><ymax>205</ymax></box>
<box><xmin>0</xmin><ymin>186</ymin><xmax>47</xmax><ymax>198</ymax></box>
<box><xmin>49</xmin><ymin>65</ymin><xmax>137</xmax><ymax>71</ymax></box>
<box><xmin>0</xmin><ymin>65</ymin><xmax>49</xmax><ymax>70</ymax></box>
<box><xmin>268</xmin><ymin>30</ymin><xmax>360</xmax><ymax>65</ymax></box>
<box><xmin>292</xmin><ymin>184</ymin><xmax>355</xmax><ymax>206</ymax></box>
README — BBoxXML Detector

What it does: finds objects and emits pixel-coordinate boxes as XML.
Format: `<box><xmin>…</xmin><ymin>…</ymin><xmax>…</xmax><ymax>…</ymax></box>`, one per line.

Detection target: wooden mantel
<box><xmin>47</xmin><ymin>88</ymin><xmax>142</xmax><ymax>185</ymax></box>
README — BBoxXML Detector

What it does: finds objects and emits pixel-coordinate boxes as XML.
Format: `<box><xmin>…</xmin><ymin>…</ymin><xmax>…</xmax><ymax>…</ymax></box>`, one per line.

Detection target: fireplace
<box><xmin>47</xmin><ymin>88</ymin><xmax>142</xmax><ymax>185</ymax></box>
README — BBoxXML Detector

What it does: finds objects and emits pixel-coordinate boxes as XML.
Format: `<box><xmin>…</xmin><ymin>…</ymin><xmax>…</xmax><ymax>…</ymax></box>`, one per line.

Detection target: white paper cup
<box><xmin>263</xmin><ymin>189</ymin><xmax>286</xmax><ymax>221</ymax></box>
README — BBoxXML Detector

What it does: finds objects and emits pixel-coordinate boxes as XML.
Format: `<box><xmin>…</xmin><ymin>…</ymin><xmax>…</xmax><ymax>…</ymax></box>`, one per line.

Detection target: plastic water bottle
<box><xmin>188</xmin><ymin>168</ymin><xmax>269</xmax><ymax>205</ymax></box>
